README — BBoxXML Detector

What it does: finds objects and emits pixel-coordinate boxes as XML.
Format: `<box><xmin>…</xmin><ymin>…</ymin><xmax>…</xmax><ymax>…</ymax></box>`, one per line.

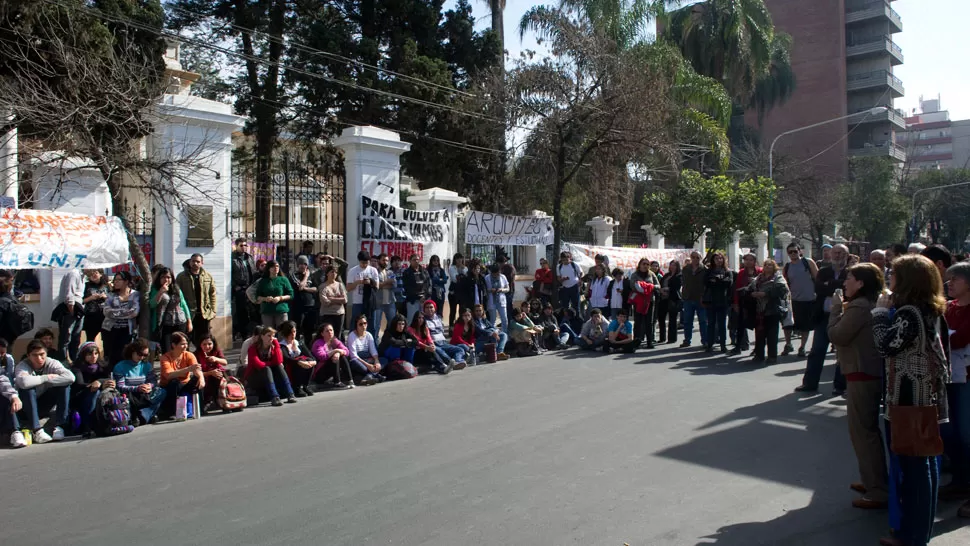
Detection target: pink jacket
<box><xmin>312</xmin><ymin>338</ymin><xmax>349</xmax><ymax>363</ymax></box>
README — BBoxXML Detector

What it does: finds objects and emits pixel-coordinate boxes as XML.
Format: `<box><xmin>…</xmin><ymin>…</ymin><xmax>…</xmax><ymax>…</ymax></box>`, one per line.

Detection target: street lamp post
<box><xmin>909</xmin><ymin>180</ymin><xmax>970</xmax><ymax>243</ymax></box>
<box><xmin>767</xmin><ymin>106</ymin><xmax>889</xmax><ymax>249</ymax></box>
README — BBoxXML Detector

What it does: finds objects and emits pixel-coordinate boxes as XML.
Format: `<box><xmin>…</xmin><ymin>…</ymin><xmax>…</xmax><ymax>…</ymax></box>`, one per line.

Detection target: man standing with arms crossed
<box><xmin>177</xmin><ymin>253</ymin><xmax>216</xmax><ymax>348</ymax></box>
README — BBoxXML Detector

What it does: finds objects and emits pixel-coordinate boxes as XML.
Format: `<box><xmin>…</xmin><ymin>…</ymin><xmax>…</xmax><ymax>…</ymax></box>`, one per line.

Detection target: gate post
<box><xmin>333</xmin><ymin>126</ymin><xmax>411</xmax><ymax>260</ymax></box>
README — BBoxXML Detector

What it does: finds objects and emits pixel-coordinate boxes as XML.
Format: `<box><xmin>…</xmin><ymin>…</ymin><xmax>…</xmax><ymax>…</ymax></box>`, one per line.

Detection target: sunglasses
<box><xmin>788</xmin><ymin>250</ymin><xmax>799</xmax><ymax>255</ymax></box>
<box><xmin>139</xmin><ymin>351</ymin><xmax>150</xmax><ymax>357</ymax></box>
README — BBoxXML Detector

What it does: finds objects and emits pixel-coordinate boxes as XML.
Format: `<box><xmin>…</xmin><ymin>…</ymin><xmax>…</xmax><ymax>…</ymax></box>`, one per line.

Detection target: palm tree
<box><xmin>660</xmin><ymin>0</ymin><xmax>795</xmax><ymax>112</ymax></box>
<box><xmin>489</xmin><ymin>0</ymin><xmax>506</xmax><ymax>49</ymax></box>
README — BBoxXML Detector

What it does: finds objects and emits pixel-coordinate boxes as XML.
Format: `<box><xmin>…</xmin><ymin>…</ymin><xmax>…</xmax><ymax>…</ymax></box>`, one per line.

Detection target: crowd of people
<box><xmin>1</xmin><ymin>237</ymin><xmax>969</xmax><ymax>545</ymax></box>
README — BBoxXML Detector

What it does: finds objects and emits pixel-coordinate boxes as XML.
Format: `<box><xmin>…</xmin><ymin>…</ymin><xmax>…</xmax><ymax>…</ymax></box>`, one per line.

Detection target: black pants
<box><xmin>319</xmin><ymin>314</ymin><xmax>344</xmax><ymax>340</ymax></box>
<box><xmin>663</xmin><ymin>301</ymin><xmax>680</xmax><ymax>343</ymax></box>
<box><xmin>83</xmin><ymin>312</ymin><xmax>103</xmax><ymax>344</ymax></box>
<box><xmin>735</xmin><ymin>307</ymin><xmax>750</xmax><ymax>350</ymax></box>
<box><xmin>159</xmin><ymin>322</ymin><xmax>188</xmax><ymax>354</ymax></box>
<box><xmin>313</xmin><ymin>355</ymin><xmax>352</xmax><ymax>385</ymax></box>
<box><xmin>190</xmin><ymin>314</ymin><xmax>210</xmax><ymax>348</ymax></box>
<box><xmin>161</xmin><ymin>375</ymin><xmax>201</xmax><ymax>418</ymax></box>
<box><xmin>656</xmin><ymin>299</ymin><xmax>669</xmax><ymax>342</ymax></box>
<box><xmin>633</xmin><ymin>309</ymin><xmax>654</xmax><ymax>346</ymax></box>
<box><xmin>102</xmin><ymin>326</ymin><xmax>132</xmax><ymax>366</ymax></box>
<box><xmin>291</xmin><ymin>306</ymin><xmax>317</xmax><ymax>346</ymax></box>
<box><xmin>754</xmin><ymin>316</ymin><xmax>781</xmax><ymax>360</ymax></box>
<box><xmin>607</xmin><ymin>340</ymin><xmax>637</xmax><ymax>353</ymax></box>
<box><xmin>288</xmin><ymin>363</ymin><xmax>313</xmax><ymax>390</ymax></box>
<box><xmin>448</xmin><ymin>293</ymin><xmax>460</xmax><ymax>328</ymax></box>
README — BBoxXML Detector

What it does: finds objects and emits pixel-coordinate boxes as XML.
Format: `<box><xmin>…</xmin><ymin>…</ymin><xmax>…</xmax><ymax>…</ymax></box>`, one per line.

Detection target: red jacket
<box><xmin>628</xmin><ymin>281</ymin><xmax>654</xmax><ymax>315</ymax></box>
<box><xmin>246</xmin><ymin>338</ymin><xmax>283</xmax><ymax>380</ymax></box>
<box><xmin>451</xmin><ymin>321</ymin><xmax>476</xmax><ymax>345</ymax></box>
<box><xmin>733</xmin><ymin>267</ymin><xmax>762</xmax><ymax>305</ymax></box>
<box><xmin>534</xmin><ymin>268</ymin><xmax>554</xmax><ymax>285</ymax></box>
<box><xmin>946</xmin><ymin>300</ymin><xmax>970</xmax><ymax>351</ymax></box>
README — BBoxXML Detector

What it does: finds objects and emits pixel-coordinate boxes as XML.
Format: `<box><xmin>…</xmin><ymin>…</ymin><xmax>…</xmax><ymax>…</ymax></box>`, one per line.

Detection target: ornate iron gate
<box><xmin>229</xmin><ymin>150</ymin><xmax>346</xmax><ymax>262</ymax></box>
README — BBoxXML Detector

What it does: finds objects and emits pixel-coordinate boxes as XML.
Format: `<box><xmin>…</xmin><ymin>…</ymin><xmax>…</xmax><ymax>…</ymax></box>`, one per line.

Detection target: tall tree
<box><xmin>904</xmin><ymin>168</ymin><xmax>970</xmax><ymax>250</ymax></box>
<box><xmin>838</xmin><ymin>157</ymin><xmax>908</xmax><ymax>248</ymax></box>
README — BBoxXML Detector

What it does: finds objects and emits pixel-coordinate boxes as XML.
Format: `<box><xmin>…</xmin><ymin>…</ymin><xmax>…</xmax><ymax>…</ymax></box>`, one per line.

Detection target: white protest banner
<box><xmin>464</xmin><ymin>211</ymin><xmax>554</xmax><ymax>246</ymax></box>
<box><xmin>563</xmin><ymin>242</ymin><xmax>692</xmax><ymax>273</ymax></box>
<box><xmin>0</xmin><ymin>208</ymin><xmax>130</xmax><ymax>269</ymax></box>
<box><xmin>358</xmin><ymin>195</ymin><xmax>451</xmax><ymax>261</ymax></box>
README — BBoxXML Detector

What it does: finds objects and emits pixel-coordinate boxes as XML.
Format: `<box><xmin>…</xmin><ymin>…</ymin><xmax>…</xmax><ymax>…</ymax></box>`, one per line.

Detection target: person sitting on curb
<box><xmin>14</xmin><ymin>340</ymin><xmax>75</xmax><ymax>444</ymax></box>
<box><xmin>423</xmin><ymin>300</ymin><xmax>468</xmax><ymax>369</ymax></box>
<box><xmin>537</xmin><ymin>303</ymin><xmax>569</xmax><ymax>350</ymax></box>
<box><xmin>471</xmin><ymin>304</ymin><xmax>509</xmax><ymax>361</ymax></box>
<box><xmin>577</xmin><ymin>309</ymin><xmax>609</xmax><ymax>351</ymax></box>
<box><xmin>508</xmin><ymin>308</ymin><xmax>543</xmax><ymax>357</ymax></box>
<box><xmin>606</xmin><ymin>309</ymin><xmax>637</xmax><ymax>354</ymax></box>
<box><xmin>113</xmin><ymin>339</ymin><xmax>166</xmax><ymax>426</ymax></box>
<box><xmin>0</xmin><ymin>337</ymin><xmax>27</xmax><ymax>448</ymax></box>
<box><xmin>245</xmin><ymin>326</ymin><xmax>298</xmax><ymax>405</ymax></box>
<box><xmin>159</xmin><ymin>332</ymin><xmax>206</xmax><ymax>418</ymax></box>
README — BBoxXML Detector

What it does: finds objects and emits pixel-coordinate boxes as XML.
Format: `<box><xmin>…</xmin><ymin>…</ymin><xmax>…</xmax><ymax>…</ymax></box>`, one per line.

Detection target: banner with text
<box><xmin>0</xmin><ymin>208</ymin><xmax>130</xmax><ymax>269</ymax></box>
<box><xmin>464</xmin><ymin>211</ymin><xmax>554</xmax><ymax>246</ymax></box>
<box><xmin>358</xmin><ymin>196</ymin><xmax>451</xmax><ymax>261</ymax></box>
<box><xmin>564</xmin><ymin>243</ymin><xmax>692</xmax><ymax>273</ymax></box>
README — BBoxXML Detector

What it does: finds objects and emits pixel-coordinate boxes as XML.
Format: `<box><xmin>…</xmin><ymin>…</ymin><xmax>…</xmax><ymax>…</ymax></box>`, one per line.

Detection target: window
<box><xmin>301</xmin><ymin>206</ymin><xmax>320</xmax><ymax>229</ymax></box>
<box><xmin>186</xmin><ymin>205</ymin><xmax>214</xmax><ymax>247</ymax></box>
<box><xmin>271</xmin><ymin>204</ymin><xmax>286</xmax><ymax>226</ymax></box>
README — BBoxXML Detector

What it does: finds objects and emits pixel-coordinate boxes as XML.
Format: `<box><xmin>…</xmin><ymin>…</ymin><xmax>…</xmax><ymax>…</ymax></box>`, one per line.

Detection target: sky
<box><xmin>448</xmin><ymin>0</ymin><xmax>970</xmax><ymax>120</ymax></box>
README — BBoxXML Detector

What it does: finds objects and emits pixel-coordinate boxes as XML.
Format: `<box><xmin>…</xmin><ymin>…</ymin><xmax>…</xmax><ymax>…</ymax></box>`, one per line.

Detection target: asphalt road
<box><xmin>2</xmin><ymin>344</ymin><xmax>968</xmax><ymax>546</ymax></box>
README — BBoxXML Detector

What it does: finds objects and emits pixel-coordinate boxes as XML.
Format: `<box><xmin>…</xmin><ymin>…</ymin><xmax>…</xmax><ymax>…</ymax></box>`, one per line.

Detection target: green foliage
<box><xmin>641</xmin><ymin>169</ymin><xmax>776</xmax><ymax>244</ymax></box>
<box><xmin>904</xmin><ymin>168</ymin><xmax>970</xmax><ymax>251</ymax></box>
<box><xmin>838</xmin><ymin>157</ymin><xmax>908</xmax><ymax>247</ymax></box>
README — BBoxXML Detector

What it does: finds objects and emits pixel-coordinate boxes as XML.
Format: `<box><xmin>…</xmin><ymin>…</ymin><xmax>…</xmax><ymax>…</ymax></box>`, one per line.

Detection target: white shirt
<box><xmin>557</xmin><ymin>261</ymin><xmax>582</xmax><ymax>289</ymax></box>
<box><xmin>610</xmin><ymin>280</ymin><xmax>625</xmax><ymax>309</ymax></box>
<box><xmin>346</xmin><ymin>265</ymin><xmax>379</xmax><ymax>305</ymax></box>
<box><xmin>589</xmin><ymin>277</ymin><xmax>610</xmax><ymax>308</ymax></box>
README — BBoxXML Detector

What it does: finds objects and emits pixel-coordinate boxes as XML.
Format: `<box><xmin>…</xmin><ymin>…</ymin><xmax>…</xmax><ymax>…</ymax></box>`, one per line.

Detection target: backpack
<box><xmin>218</xmin><ymin>376</ymin><xmax>248</xmax><ymax>411</ymax></box>
<box><xmin>0</xmin><ymin>297</ymin><xmax>34</xmax><ymax>338</ymax></box>
<box><xmin>384</xmin><ymin>359</ymin><xmax>418</xmax><ymax>380</ymax></box>
<box><xmin>482</xmin><ymin>342</ymin><xmax>498</xmax><ymax>363</ymax></box>
<box><xmin>93</xmin><ymin>389</ymin><xmax>134</xmax><ymax>436</ymax></box>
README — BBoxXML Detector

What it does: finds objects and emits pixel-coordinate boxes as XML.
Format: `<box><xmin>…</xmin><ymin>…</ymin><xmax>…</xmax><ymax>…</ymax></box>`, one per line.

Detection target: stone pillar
<box><xmin>727</xmin><ymin>231</ymin><xmax>742</xmax><ymax>270</ymax></box>
<box><xmin>694</xmin><ymin>229</ymin><xmax>711</xmax><ymax>254</ymax></box>
<box><xmin>0</xmin><ymin>117</ymin><xmax>16</xmax><ymax>206</ymax></box>
<box><xmin>334</xmin><ymin>126</ymin><xmax>412</xmax><ymax>259</ymax></box>
<box><xmin>524</xmin><ymin>210</ymin><xmax>549</xmax><ymax>272</ymax></box>
<box><xmin>407</xmin><ymin>187</ymin><xmax>468</xmax><ymax>264</ymax></box>
<box><xmin>776</xmin><ymin>232</ymin><xmax>794</xmax><ymax>264</ymax></box>
<box><xmin>641</xmin><ymin>224</ymin><xmax>665</xmax><ymax>249</ymax></box>
<box><xmin>755</xmin><ymin>230</ymin><xmax>769</xmax><ymax>262</ymax></box>
<box><xmin>799</xmin><ymin>237</ymin><xmax>813</xmax><ymax>260</ymax></box>
<box><xmin>586</xmin><ymin>216</ymin><xmax>618</xmax><ymax>247</ymax></box>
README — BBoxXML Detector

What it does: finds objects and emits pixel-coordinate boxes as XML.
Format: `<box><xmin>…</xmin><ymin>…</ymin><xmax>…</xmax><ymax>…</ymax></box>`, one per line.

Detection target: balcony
<box><xmin>849</xmin><ymin>105</ymin><xmax>907</xmax><ymax>130</ymax></box>
<box><xmin>846</xmin><ymin>1</ymin><xmax>903</xmax><ymax>33</ymax></box>
<box><xmin>848</xmin><ymin>141</ymin><xmax>907</xmax><ymax>161</ymax></box>
<box><xmin>847</xmin><ymin>70</ymin><xmax>904</xmax><ymax>97</ymax></box>
<box><xmin>847</xmin><ymin>36</ymin><xmax>904</xmax><ymax>65</ymax></box>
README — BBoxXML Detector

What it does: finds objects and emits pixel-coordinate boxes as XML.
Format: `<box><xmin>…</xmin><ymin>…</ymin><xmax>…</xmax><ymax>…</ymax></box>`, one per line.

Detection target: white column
<box><xmin>407</xmin><ymin>187</ymin><xmax>468</xmax><ymax>263</ymax></box>
<box><xmin>755</xmin><ymin>230</ymin><xmax>769</xmax><ymax>262</ymax></box>
<box><xmin>586</xmin><ymin>216</ymin><xmax>618</xmax><ymax>247</ymax></box>
<box><xmin>694</xmin><ymin>228</ymin><xmax>711</xmax><ymax>254</ymax></box>
<box><xmin>334</xmin><ymin>126</ymin><xmax>412</xmax><ymax>259</ymax></box>
<box><xmin>799</xmin><ymin>237</ymin><xmax>813</xmax><ymax>260</ymax></box>
<box><xmin>727</xmin><ymin>231</ymin><xmax>742</xmax><ymax>270</ymax></box>
<box><xmin>641</xmin><ymin>224</ymin><xmax>665</xmax><ymax>250</ymax></box>
<box><xmin>0</xmin><ymin>118</ymin><xmax>16</xmax><ymax>206</ymax></box>
<box><xmin>777</xmin><ymin>232</ymin><xmax>794</xmax><ymax>264</ymax></box>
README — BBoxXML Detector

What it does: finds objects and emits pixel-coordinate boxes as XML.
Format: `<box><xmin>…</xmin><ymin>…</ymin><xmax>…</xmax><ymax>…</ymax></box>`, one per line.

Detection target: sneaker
<box><xmin>720</xmin><ymin>345</ymin><xmax>728</xmax><ymax>354</ymax></box>
<box><xmin>9</xmin><ymin>430</ymin><xmax>27</xmax><ymax>448</ymax></box>
<box><xmin>332</xmin><ymin>382</ymin><xmax>351</xmax><ymax>390</ymax></box>
<box><xmin>358</xmin><ymin>375</ymin><xmax>377</xmax><ymax>386</ymax></box>
<box><xmin>833</xmin><ymin>389</ymin><xmax>846</xmax><ymax>398</ymax></box>
<box><xmin>286</xmin><ymin>396</ymin><xmax>298</xmax><ymax>404</ymax></box>
<box><xmin>51</xmin><ymin>426</ymin><xmax>65</xmax><ymax>441</ymax></box>
<box><xmin>374</xmin><ymin>374</ymin><xmax>386</xmax><ymax>383</ymax></box>
<box><xmin>497</xmin><ymin>352</ymin><xmax>509</xmax><ymax>361</ymax></box>
<box><xmin>33</xmin><ymin>429</ymin><xmax>52</xmax><ymax>444</ymax></box>
<box><xmin>449</xmin><ymin>358</ymin><xmax>457</xmax><ymax>369</ymax></box>
<box><xmin>679</xmin><ymin>341</ymin><xmax>691</xmax><ymax>348</ymax></box>
<box><xmin>765</xmin><ymin>357</ymin><xmax>777</xmax><ymax>365</ymax></box>
<box><xmin>454</xmin><ymin>361</ymin><xmax>467</xmax><ymax>371</ymax></box>
<box><xmin>303</xmin><ymin>385</ymin><xmax>315</xmax><ymax>397</ymax></box>
<box><xmin>797</xmin><ymin>347</ymin><xmax>806</xmax><ymax>358</ymax></box>
<box><xmin>794</xmin><ymin>385</ymin><xmax>818</xmax><ymax>393</ymax></box>
<box><xmin>782</xmin><ymin>344</ymin><xmax>794</xmax><ymax>356</ymax></box>
<box><xmin>730</xmin><ymin>347</ymin><xmax>742</xmax><ymax>356</ymax></box>
<box><xmin>704</xmin><ymin>345</ymin><xmax>714</xmax><ymax>353</ymax></box>
<box><xmin>439</xmin><ymin>361</ymin><xmax>454</xmax><ymax>375</ymax></box>
<box><xmin>294</xmin><ymin>389</ymin><xmax>307</xmax><ymax>398</ymax></box>
<box><xmin>271</xmin><ymin>397</ymin><xmax>283</xmax><ymax>407</ymax></box>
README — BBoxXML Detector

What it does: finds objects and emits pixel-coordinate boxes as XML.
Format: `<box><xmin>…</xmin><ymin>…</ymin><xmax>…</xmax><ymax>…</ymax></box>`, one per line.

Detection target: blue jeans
<box><xmin>559</xmin><ymin>285</ymin><xmax>580</xmax><ymax>313</ymax></box>
<box><xmin>434</xmin><ymin>341</ymin><xmax>466</xmax><ymax>362</ymax></box>
<box><xmin>260</xmin><ymin>365</ymin><xmax>295</xmax><ymax>399</ymax></box>
<box><xmin>78</xmin><ymin>388</ymin><xmax>100</xmax><ymax>433</ymax></box>
<box><xmin>706</xmin><ymin>304</ymin><xmax>728</xmax><ymax>348</ymax></box>
<box><xmin>405</xmin><ymin>301</ymin><xmax>424</xmax><ymax>324</ymax></box>
<box><xmin>897</xmin><ymin>454</ymin><xmax>939</xmax><ymax>546</ymax></box>
<box><xmin>577</xmin><ymin>337</ymin><xmax>605</xmax><ymax>350</ymax></box>
<box><xmin>372</xmin><ymin>304</ymin><xmax>396</xmax><ymax>338</ymax></box>
<box><xmin>681</xmin><ymin>301</ymin><xmax>708</xmax><ymax>345</ymax></box>
<box><xmin>130</xmin><ymin>388</ymin><xmax>166</xmax><ymax>424</ymax></box>
<box><xmin>0</xmin><ymin>395</ymin><xmax>21</xmax><ymax>431</ymax></box>
<box><xmin>58</xmin><ymin>313</ymin><xmax>84</xmax><ymax>362</ymax></box>
<box><xmin>19</xmin><ymin>386</ymin><xmax>71</xmax><ymax>431</ymax></box>
<box><xmin>487</xmin><ymin>306</ymin><xmax>509</xmax><ymax>333</ymax></box>
<box><xmin>560</xmin><ymin>322</ymin><xmax>580</xmax><ymax>345</ymax></box>
<box><xmin>801</xmin><ymin>315</ymin><xmax>846</xmax><ymax>390</ymax></box>
<box><xmin>475</xmin><ymin>332</ymin><xmax>508</xmax><ymax>354</ymax></box>
<box><xmin>380</xmin><ymin>346</ymin><xmax>416</xmax><ymax>365</ymax></box>
<box><xmin>944</xmin><ymin>382</ymin><xmax>970</xmax><ymax>486</ymax></box>
<box><xmin>351</xmin><ymin>303</ymin><xmax>371</xmax><ymax>336</ymax></box>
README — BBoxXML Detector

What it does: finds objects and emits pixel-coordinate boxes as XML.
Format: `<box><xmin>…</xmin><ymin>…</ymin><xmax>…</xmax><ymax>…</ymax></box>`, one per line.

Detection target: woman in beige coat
<box><xmin>828</xmin><ymin>263</ymin><xmax>888</xmax><ymax>510</ymax></box>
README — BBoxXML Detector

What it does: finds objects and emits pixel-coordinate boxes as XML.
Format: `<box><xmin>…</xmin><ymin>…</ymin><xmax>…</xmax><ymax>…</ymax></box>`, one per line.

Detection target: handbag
<box><xmin>887</xmin><ymin>306</ymin><xmax>945</xmax><ymax>457</ymax></box>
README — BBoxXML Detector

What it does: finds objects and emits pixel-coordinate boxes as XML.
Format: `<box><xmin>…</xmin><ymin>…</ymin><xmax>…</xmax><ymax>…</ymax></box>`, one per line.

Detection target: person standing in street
<box><xmin>57</xmin><ymin>268</ymin><xmax>85</xmax><ymax>363</ymax></box>
<box><xmin>176</xmin><ymin>253</ymin><xmax>216</xmax><ymax>348</ymax></box>
<box><xmin>556</xmin><ymin>252</ymin><xmax>583</xmax><ymax>314</ymax></box>
<box><xmin>402</xmin><ymin>254</ymin><xmax>429</xmax><ymax>322</ymax></box>
<box><xmin>485</xmin><ymin>264</ymin><xmax>511</xmax><ymax>332</ymax></box>
<box><xmin>783</xmin><ymin>242</ymin><xmax>818</xmax><ymax>357</ymax></box>
<box><xmin>703</xmin><ymin>252</ymin><xmax>733</xmax><ymax>353</ymax></box>
<box><xmin>497</xmin><ymin>254</ymin><xmax>517</xmax><ymax>322</ymax></box>
<box><xmin>731</xmin><ymin>253</ymin><xmax>761</xmax><ymax>355</ymax></box>
<box><xmin>231</xmin><ymin>238</ymin><xmax>257</xmax><ymax>340</ymax></box>
<box><xmin>372</xmin><ymin>254</ymin><xmax>397</xmax><ymax>338</ymax></box>
<box><xmin>942</xmin><ymin>261</ymin><xmax>970</xmax><ymax>519</ymax></box>
<box><xmin>287</xmin><ymin>256</ymin><xmax>318</xmax><ymax>346</ymax></box>
<box><xmin>680</xmin><ymin>252</ymin><xmax>708</xmax><ymax>348</ymax></box>
<box><xmin>347</xmin><ymin>250</ymin><xmax>380</xmax><ymax>335</ymax></box>
<box><xmin>796</xmin><ymin>244</ymin><xmax>848</xmax><ymax>395</ymax></box>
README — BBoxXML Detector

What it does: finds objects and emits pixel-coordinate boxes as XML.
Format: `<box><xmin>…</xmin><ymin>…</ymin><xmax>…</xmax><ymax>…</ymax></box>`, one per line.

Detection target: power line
<box><xmin>164</xmin><ymin>3</ymin><xmax>478</xmax><ymax>98</ymax></box>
